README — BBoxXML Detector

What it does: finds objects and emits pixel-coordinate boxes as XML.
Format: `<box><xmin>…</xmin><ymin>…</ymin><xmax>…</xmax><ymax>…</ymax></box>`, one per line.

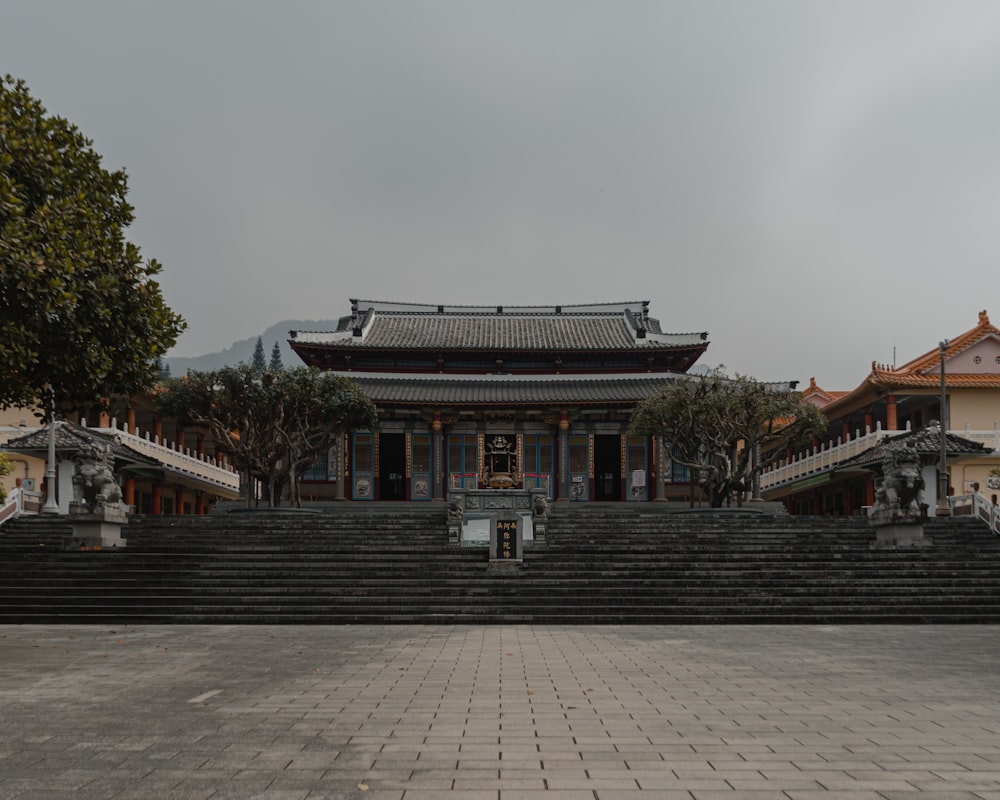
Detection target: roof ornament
<box><xmin>980</xmin><ymin>309</ymin><xmax>989</xmax><ymax>326</ymax></box>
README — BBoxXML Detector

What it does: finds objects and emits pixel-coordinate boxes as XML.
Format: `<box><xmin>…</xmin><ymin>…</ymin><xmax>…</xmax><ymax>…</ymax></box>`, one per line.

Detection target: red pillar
<box><xmin>124</xmin><ymin>477</ymin><xmax>135</xmax><ymax>510</ymax></box>
<box><xmin>127</xmin><ymin>402</ymin><xmax>136</xmax><ymax>435</ymax></box>
<box><xmin>886</xmin><ymin>394</ymin><xmax>898</xmax><ymax>431</ymax></box>
<box><xmin>175</xmin><ymin>486</ymin><xmax>185</xmax><ymax>515</ymax></box>
<box><xmin>152</xmin><ymin>482</ymin><xmax>162</xmax><ymax>516</ymax></box>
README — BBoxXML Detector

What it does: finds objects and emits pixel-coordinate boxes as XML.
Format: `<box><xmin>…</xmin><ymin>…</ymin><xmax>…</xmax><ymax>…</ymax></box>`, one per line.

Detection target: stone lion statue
<box><xmin>447</xmin><ymin>495</ymin><xmax>464</xmax><ymax>523</ymax></box>
<box><xmin>72</xmin><ymin>438</ymin><xmax>122</xmax><ymax>512</ymax></box>
<box><xmin>533</xmin><ymin>494</ymin><xmax>549</xmax><ymax>519</ymax></box>
<box><xmin>874</xmin><ymin>448</ymin><xmax>926</xmax><ymax>519</ymax></box>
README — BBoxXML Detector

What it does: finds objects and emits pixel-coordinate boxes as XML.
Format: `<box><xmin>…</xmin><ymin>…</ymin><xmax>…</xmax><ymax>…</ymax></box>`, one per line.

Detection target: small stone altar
<box><xmin>870</xmin><ymin>447</ymin><xmax>929</xmax><ymax>546</ymax></box>
<box><xmin>67</xmin><ymin>437</ymin><xmax>128</xmax><ymax>548</ymax></box>
<box><xmin>447</xmin><ymin>487</ymin><xmax>548</xmax><ymax>547</ymax></box>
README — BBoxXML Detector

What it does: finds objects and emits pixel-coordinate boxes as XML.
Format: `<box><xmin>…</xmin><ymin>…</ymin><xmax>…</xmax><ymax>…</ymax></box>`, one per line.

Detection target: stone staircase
<box><xmin>2</xmin><ymin>505</ymin><xmax>1000</xmax><ymax>623</ymax></box>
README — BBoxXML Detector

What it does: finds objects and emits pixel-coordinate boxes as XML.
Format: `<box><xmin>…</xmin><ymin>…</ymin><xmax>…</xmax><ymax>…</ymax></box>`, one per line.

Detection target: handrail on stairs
<box><xmin>949</xmin><ymin>491</ymin><xmax>1000</xmax><ymax>535</ymax></box>
<box><xmin>0</xmin><ymin>487</ymin><xmax>44</xmax><ymax>527</ymax></box>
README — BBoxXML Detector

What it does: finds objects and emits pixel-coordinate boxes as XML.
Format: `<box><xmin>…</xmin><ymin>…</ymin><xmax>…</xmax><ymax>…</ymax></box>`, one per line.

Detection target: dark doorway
<box><xmin>379</xmin><ymin>433</ymin><xmax>407</xmax><ymax>500</ymax></box>
<box><xmin>594</xmin><ymin>435</ymin><xmax>622</xmax><ymax>501</ymax></box>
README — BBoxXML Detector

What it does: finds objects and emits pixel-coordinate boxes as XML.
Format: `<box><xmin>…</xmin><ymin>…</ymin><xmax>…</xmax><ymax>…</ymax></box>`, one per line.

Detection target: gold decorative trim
<box><xmin>405</xmin><ymin>432</ymin><xmax>412</xmax><ymax>478</ymax></box>
<box><xmin>478</xmin><ymin>434</ymin><xmax>485</xmax><ymax>485</ymax></box>
<box><xmin>515</xmin><ymin>434</ymin><xmax>523</xmax><ymax>485</ymax></box>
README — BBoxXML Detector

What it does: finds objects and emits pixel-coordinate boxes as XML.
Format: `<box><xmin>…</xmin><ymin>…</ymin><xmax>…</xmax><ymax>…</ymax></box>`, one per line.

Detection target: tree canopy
<box><xmin>0</xmin><ymin>75</ymin><xmax>185</xmax><ymax>417</ymax></box>
<box><xmin>629</xmin><ymin>370</ymin><xmax>826</xmax><ymax>507</ymax></box>
<box><xmin>251</xmin><ymin>337</ymin><xmax>266</xmax><ymax>373</ymax></box>
<box><xmin>155</xmin><ymin>365</ymin><xmax>377</xmax><ymax>507</ymax></box>
<box><xmin>269</xmin><ymin>340</ymin><xmax>283</xmax><ymax>372</ymax></box>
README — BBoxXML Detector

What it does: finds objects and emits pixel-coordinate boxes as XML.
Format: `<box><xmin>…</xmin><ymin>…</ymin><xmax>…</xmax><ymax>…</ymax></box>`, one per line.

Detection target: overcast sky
<box><xmin>5</xmin><ymin>1</ymin><xmax>1000</xmax><ymax>388</ymax></box>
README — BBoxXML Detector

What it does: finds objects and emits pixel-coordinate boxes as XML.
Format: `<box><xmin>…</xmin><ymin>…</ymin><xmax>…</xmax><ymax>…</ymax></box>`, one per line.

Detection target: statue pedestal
<box><xmin>873</xmin><ymin>522</ymin><xmax>929</xmax><ymax>547</ymax></box>
<box><xmin>68</xmin><ymin>503</ymin><xmax>128</xmax><ymax>548</ymax></box>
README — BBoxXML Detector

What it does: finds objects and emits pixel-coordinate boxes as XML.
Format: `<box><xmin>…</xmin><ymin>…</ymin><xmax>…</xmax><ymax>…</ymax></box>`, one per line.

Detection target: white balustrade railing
<box><xmin>760</xmin><ymin>422</ymin><xmax>903</xmax><ymax>491</ymax></box>
<box><xmin>760</xmin><ymin>421</ymin><xmax>1000</xmax><ymax>492</ymax></box>
<box><xmin>0</xmin><ymin>487</ymin><xmax>43</xmax><ymax>526</ymax></box>
<box><xmin>78</xmin><ymin>417</ymin><xmax>240</xmax><ymax>493</ymax></box>
<box><xmin>949</xmin><ymin>491</ymin><xmax>1000</xmax><ymax>535</ymax></box>
<box><xmin>957</xmin><ymin>422</ymin><xmax>1000</xmax><ymax>453</ymax></box>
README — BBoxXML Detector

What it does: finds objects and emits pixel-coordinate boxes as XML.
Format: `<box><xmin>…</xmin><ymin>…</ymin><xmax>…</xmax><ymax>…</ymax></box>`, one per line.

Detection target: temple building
<box><xmin>761</xmin><ymin>310</ymin><xmax>1000</xmax><ymax>515</ymax></box>
<box><xmin>289</xmin><ymin>300</ymin><xmax>710</xmax><ymax>503</ymax></box>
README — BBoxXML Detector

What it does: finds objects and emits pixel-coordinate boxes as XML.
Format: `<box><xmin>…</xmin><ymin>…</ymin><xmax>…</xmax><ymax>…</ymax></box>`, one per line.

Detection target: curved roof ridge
<box><xmin>893</xmin><ymin>309</ymin><xmax>999</xmax><ymax>375</ymax></box>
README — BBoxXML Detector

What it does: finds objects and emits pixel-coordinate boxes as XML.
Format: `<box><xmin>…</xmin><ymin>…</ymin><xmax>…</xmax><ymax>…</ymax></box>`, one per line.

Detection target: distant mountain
<box><xmin>162</xmin><ymin>319</ymin><xmax>341</xmax><ymax>376</ymax></box>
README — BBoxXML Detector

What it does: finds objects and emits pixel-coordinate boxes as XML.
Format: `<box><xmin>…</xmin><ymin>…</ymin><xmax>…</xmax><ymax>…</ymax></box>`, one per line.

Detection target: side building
<box><xmin>761</xmin><ymin>310</ymin><xmax>1000</xmax><ymax>514</ymax></box>
<box><xmin>290</xmin><ymin>300</ymin><xmax>710</xmax><ymax>503</ymax></box>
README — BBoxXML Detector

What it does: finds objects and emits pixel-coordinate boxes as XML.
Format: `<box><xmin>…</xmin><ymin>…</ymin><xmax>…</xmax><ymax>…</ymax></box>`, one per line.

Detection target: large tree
<box><xmin>629</xmin><ymin>370</ymin><xmax>826</xmax><ymax>507</ymax></box>
<box><xmin>271</xmin><ymin>367</ymin><xmax>377</xmax><ymax>506</ymax></box>
<box><xmin>0</xmin><ymin>76</ymin><xmax>184</xmax><ymax>416</ymax></box>
<box><xmin>155</xmin><ymin>365</ymin><xmax>377</xmax><ymax>507</ymax></box>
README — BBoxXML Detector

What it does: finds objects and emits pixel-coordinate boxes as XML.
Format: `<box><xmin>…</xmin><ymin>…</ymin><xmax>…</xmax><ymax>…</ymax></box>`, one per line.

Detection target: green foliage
<box><xmin>0</xmin><ymin>75</ymin><xmax>185</xmax><ymax>417</ymax></box>
<box><xmin>268</xmin><ymin>341</ymin><xmax>283</xmax><ymax>372</ymax></box>
<box><xmin>155</xmin><ymin>366</ymin><xmax>377</xmax><ymax>507</ymax></box>
<box><xmin>0</xmin><ymin>452</ymin><xmax>12</xmax><ymax>503</ymax></box>
<box><xmin>629</xmin><ymin>369</ymin><xmax>826</xmax><ymax>507</ymax></box>
<box><xmin>251</xmin><ymin>337</ymin><xmax>266</xmax><ymax>373</ymax></box>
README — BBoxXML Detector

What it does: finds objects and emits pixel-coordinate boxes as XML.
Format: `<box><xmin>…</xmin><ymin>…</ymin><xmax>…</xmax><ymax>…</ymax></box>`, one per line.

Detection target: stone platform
<box><xmin>2</xmin><ymin>624</ymin><xmax>1000</xmax><ymax>798</ymax></box>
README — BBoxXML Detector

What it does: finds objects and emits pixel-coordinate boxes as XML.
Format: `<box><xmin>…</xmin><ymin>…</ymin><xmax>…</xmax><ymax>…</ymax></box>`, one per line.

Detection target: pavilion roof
<box><xmin>3</xmin><ymin>420</ymin><xmax>160</xmax><ymax>470</ymax></box>
<box><xmin>339</xmin><ymin>371</ymin><xmax>798</xmax><ymax>407</ymax></box>
<box><xmin>334</xmin><ymin>371</ymin><xmax>687</xmax><ymax>407</ymax></box>
<box><xmin>290</xmin><ymin>299</ymin><xmax>709</xmax><ymax>353</ymax></box>
<box><xmin>836</xmin><ymin>422</ymin><xmax>987</xmax><ymax>470</ymax></box>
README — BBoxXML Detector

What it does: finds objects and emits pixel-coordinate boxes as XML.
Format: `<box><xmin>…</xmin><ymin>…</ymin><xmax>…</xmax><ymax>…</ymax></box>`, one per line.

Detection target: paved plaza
<box><xmin>1</xmin><ymin>625</ymin><xmax>1000</xmax><ymax>799</ymax></box>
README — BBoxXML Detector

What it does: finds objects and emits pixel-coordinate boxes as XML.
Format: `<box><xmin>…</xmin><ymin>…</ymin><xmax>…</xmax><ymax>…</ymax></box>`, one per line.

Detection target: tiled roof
<box><xmin>894</xmin><ymin>310</ymin><xmax>999</xmax><ymax>373</ymax></box>
<box><xmin>838</xmin><ymin>423</ymin><xmax>987</xmax><ymax>469</ymax></box>
<box><xmin>291</xmin><ymin>300</ymin><xmax>708</xmax><ymax>352</ymax></box>
<box><xmin>869</xmin><ymin>371</ymin><xmax>1000</xmax><ymax>389</ymax></box>
<box><xmin>338</xmin><ymin>372</ymin><xmax>681</xmax><ymax>406</ymax></box>
<box><xmin>3</xmin><ymin>420</ymin><xmax>159</xmax><ymax>466</ymax></box>
<box><xmin>809</xmin><ymin>310</ymin><xmax>1000</xmax><ymax>418</ymax></box>
<box><xmin>801</xmin><ymin>377</ymin><xmax>849</xmax><ymax>407</ymax></box>
<box><xmin>868</xmin><ymin>310</ymin><xmax>1000</xmax><ymax>389</ymax></box>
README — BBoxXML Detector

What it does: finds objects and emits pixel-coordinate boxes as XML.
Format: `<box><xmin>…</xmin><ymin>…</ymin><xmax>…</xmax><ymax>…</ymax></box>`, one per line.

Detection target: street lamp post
<box><xmin>937</xmin><ymin>340</ymin><xmax>950</xmax><ymax>516</ymax></box>
<box><xmin>41</xmin><ymin>390</ymin><xmax>60</xmax><ymax>514</ymax></box>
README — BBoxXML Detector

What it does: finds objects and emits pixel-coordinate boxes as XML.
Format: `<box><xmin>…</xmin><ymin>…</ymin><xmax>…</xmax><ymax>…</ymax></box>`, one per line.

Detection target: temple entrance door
<box><xmin>594</xmin><ymin>435</ymin><xmax>622</xmax><ymax>501</ymax></box>
<box><xmin>379</xmin><ymin>433</ymin><xmax>407</xmax><ymax>501</ymax></box>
